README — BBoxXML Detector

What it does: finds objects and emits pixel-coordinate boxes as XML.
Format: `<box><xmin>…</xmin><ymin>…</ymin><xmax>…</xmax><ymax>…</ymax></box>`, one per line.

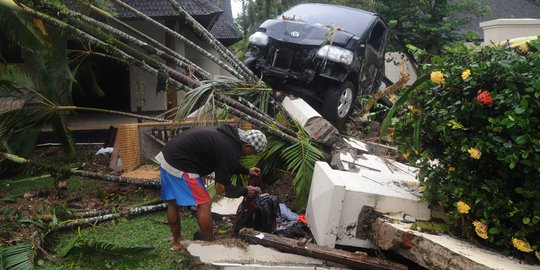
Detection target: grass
<box><xmin>1</xmin><ymin>175</ymin><xmax>83</xmax><ymax>201</ymax></box>
<box><xmin>41</xmin><ymin>212</ymin><xmax>200</xmax><ymax>270</ymax></box>
<box><xmin>1</xmin><ymin>164</ymin><xmax>201</xmax><ymax>269</ymax></box>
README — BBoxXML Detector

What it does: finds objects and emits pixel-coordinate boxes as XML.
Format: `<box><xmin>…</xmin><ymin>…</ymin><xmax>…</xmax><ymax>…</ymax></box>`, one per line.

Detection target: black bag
<box><xmin>233</xmin><ymin>194</ymin><xmax>280</xmax><ymax>235</ymax></box>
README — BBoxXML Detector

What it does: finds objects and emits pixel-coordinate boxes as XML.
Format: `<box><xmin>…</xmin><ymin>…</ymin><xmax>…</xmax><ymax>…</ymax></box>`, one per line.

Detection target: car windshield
<box><xmin>279</xmin><ymin>4</ymin><xmax>376</xmax><ymax>37</ymax></box>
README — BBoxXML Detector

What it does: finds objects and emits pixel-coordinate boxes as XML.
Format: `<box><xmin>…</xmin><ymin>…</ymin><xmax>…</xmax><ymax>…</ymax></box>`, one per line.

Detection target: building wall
<box><xmin>126</xmin><ymin>21</ymin><xmax>233</xmax><ymax>112</ymax></box>
<box><xmin>127</xmin><ymin>20</ymin><xmax>167</xmax><ymax>112</ymax></box>
<box><xmin>480</xmin><ymin>19</ymin><xmax>540</xmax><ymax>43</ymax></box>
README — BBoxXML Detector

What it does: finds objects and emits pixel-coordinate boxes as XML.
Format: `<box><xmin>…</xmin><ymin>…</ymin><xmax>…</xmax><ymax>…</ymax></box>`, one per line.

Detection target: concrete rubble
<box><xmin>281</xmin><ymin>96</ymin><xmax>538</xmax><ymax>269</ymax></box>
<box><xmin>183</xmin><ymin>240</ymin><xmax>347</xmax><ymax>269</ymax></box>
<box><xmin>373</xmin><ymin>218</ymin><xmax>540</xmax><ymax>270</ymax></box>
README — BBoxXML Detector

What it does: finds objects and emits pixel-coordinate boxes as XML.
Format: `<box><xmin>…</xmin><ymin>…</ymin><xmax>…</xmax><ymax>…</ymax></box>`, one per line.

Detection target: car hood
<box><xmin>259</xmin><ymin>19</ymin><xmax>356</xmax><ymax>47</ymax></box>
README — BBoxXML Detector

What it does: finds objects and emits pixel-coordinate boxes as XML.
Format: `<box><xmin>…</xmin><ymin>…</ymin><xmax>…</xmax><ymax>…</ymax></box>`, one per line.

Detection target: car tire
<box><xmin>322</xmin><ymin>81</ymin><xmax>356</xmax><ymax>125</ymax></box>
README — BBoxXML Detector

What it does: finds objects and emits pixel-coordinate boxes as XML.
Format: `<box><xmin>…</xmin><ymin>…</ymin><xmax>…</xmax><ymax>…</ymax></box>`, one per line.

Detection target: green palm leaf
<box><xmin>0</xmin><ymin>243</ymin><xmax>34</xmax><ymax>270</ymax></box>
<box><xmin>0</xmin><ymin>0</ymin><xmax>48</xmax><ymax>53</ymax></box>
<box><xmin>281</xmin><ymin>134</ymin><xmax>324</xmax><ymax>208</ymax></box>
<box><xmin>62</xmin><ymin>239</ymin><xmax>154</xmax><ymax>260</ymax></box>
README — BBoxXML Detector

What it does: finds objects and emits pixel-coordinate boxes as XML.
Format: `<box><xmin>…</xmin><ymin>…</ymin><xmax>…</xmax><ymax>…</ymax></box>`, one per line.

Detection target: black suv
<box><xmin>244</xmin><ymin>3</ymin><xmax>388</xmax><ymax>124</ymax></box>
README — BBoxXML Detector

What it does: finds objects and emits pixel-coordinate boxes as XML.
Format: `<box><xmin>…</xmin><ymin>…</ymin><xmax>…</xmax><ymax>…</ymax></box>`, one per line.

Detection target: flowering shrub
<box><xmin>391</xmin><ymin>38</ymin><xmax>540</xmax><ymax>263</ymax></box>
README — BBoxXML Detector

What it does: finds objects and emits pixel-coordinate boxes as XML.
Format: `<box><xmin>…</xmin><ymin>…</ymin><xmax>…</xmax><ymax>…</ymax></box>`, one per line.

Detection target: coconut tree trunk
<box><xmin>71</xmin><ymin>170</ymin><xmax>160</xmax><ymax>187</ymax></box>
<box><xmin>53</xmin><ymin>203</ymin><xmax>167</xmax><ymax>230</ymax></box>
<box><xmin>215</xmin><ymin>100</ymin><xmax>298</xmax><ymax>143</ymax></box>
<box><xmin>111</xmin><ymin>0</ymin><xmax>246</xmax><ymax>80</ymax></box>
<box><xmin>166</xmin><ymin>0</ymin><xmax>258</xmax><ymax>83</ymax></box>
<box><xmin>66</xmin><ymin>7</ymin><xmax>211</xmax><ymax>80</ymax></box>
<box><xmin>217</xmin><ymin>94</ymin><xmax>297</xmax><ymax>138</ymax></box>
<box><xmin>17</xmin><ymin>3</ymin><xmax>195</xmax><ymax>93</ymax></box>
<box><xmin>79</xmin><ymin>1</ymin><xmax>213</xmax><ymax>80</ymax></box>
<box><xmin>56</xmin><ymin>106</ymin><xmax>170</xmax><ymax>122</ymax></box>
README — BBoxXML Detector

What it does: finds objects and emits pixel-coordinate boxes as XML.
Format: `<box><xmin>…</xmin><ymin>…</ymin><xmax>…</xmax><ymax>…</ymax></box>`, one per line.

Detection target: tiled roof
<box><xmin>459</xmin><ymin>0</ymin><xmax>540</xmax><ymax>39</ymax></box>
<box><xmin>209</xmin><ymin>0</ymin><xmax>242</xmax><ymax>45</ymax></box>
<box><xmin>116</xmin><ymin>0</ymin><xmax>222</xmax><ymax>18</ymax></box>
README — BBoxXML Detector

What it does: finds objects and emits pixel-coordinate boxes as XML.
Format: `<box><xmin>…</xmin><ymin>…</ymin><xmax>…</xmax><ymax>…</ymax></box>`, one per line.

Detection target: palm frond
<box><xmin>0</xmin><ymin>0</ymin><xmax>48</xmax><ymax>53</ymax></box>
<box><xmin>48</xmin><ymin>111</ymin><xmax>76</xmax><ymax>158</ymax></box>
<box><xmin>280</xmin><ymin>133</ymin><xmax>324</xmax><ymax>209</ymax></box>
<box><xmin>0</xmin><ymin>64</ymin><xmax>35</xmax><ymax>97</ymax></box>
<box><xmin>64</xmin><ymin>239</ymin><xmax>154</xmax><ymax>259</ymax></box>
<box><xmin>0</xmin><ymin>243</ymin><xmax>34</xmax><ymax>270</ymax></box>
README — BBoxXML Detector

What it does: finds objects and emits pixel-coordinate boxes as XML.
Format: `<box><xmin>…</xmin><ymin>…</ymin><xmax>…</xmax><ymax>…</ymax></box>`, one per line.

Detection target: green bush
<box><xmin>391</xmin><ymin>37</ymin><xmax>540</xmax><ymax>263</ymax></box>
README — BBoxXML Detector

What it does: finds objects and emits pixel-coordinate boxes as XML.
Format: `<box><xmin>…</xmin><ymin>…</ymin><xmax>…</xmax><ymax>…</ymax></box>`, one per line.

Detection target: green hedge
<box><xmin>392</xmin><ymin>37</ymin><xmax>540</xmax><ymax>263</ymax></box>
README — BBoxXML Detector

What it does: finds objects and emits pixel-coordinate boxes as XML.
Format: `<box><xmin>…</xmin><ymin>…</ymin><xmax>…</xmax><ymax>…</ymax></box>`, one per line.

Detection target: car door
<box><xmin>359</xmin><ymin>20</ymin><xmax>387</xmax><ymax>96</ymax></box>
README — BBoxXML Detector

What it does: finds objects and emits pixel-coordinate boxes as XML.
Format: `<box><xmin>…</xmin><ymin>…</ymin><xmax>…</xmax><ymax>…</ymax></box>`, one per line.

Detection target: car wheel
<box><xmin>322</xmin><ymin>81</ymin><xmax>356</xmax><ymax>125</ymax></box>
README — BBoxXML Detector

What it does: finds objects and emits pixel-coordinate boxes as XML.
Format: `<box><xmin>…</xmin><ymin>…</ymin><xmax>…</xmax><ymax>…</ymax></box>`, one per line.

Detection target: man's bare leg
<box><xmin>197</xmin><ymin>202</ymin><xmax>214</xmax><ymax>241</ymax></box>
<box><xmin>167</xmin><ymin>200</ymin><xmax>182</xmax><ymax>250</ymax></box>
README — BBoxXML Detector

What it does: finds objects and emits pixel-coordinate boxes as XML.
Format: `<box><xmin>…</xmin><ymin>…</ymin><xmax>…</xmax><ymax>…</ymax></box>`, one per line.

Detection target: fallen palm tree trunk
<box><xmin>217</xmin><ymin>94</ymin><xmax>297</xmax><ymax>138</ymax></box>
<box><xmin>71</xmin><ymin>170</ymin><xmax>159</xmax><ymax>187</ymax></box>
<box><xmin>166</xmin><ymin>0</ymin><xmax>258</xmax><ymax>83</ymax></box>
<box><xmin>17</xmin><ymin>3</ymin><xmax>194</xmax><ymax>93</ymax></box>
<box><xmin>52</xmin><ymin>203</ymin><xmax>166</xmax><ymax>230</ymax></box>
<box><xmin>80</xmin><ymin>2</ymin><xmax>212</xmax><ymax>80</ymax></box>
<box><xmin>65</xmin><ymin>8</ymin><xmax>211</xmax><ymax>81</ymax></box>
<box><xmin>0</xmin><ymin>153</ymin><xmax>160</xmax><ymax>187</ymax></box>
<box><xmin>215</xmin><ymin>100</ymin><xmax>298</xmax><ymax>144</ymax></box>
<box><xmin>239</xmin><ymin>228</ymin><xmax>407</xmax><ymax>270</ymax></box>
<box><xmin>112</xmin><ymin>0</ymin><xmax>245</xmax><ymax>80</ymax></box>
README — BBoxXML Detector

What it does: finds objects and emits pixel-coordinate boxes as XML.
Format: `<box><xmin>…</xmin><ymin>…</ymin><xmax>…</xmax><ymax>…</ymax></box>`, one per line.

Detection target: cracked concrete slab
<box><xmin>183</xmin><ymin>241</ymin><xmax>346</xmax><ymax>269</ymax></box>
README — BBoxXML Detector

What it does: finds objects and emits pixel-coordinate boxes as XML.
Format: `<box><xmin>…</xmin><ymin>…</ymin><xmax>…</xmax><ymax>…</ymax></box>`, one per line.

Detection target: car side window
<box><xmin>367</xmin><ymin>21</ymin><xmax>386</xmax><ymax>53</ymax></box>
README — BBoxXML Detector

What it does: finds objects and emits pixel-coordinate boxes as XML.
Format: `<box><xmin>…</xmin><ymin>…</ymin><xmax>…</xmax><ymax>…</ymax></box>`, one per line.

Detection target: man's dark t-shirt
<box><xmin>161</xmin><ymin>124</ymin><xmax>249</xmax><ymax>197</ymax></box>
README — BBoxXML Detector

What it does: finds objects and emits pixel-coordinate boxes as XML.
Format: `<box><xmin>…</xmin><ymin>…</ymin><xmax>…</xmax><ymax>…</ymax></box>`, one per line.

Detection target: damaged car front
<box><xmin>245</xmin><ymin>3</ymin><xmax>388</xmax><ymax>125</ymax></box>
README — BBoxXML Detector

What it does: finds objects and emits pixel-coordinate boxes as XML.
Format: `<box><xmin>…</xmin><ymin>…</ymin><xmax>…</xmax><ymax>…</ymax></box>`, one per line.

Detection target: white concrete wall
<box><xmin>307</xmin><ymin>155</ymin><xmax>431</xmax><ymax>248</ymax></box>
<box><xmin>480</xmin><ymin>19</ymin><xmax>540</xmax><ymax>43</ymax></box>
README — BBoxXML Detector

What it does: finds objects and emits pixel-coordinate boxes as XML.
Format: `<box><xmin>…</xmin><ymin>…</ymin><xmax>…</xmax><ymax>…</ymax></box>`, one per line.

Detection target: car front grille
<box><xmin>266</xmin><ymin>42</ymin><xmax>317</xmax><ymax>72</ymax></box>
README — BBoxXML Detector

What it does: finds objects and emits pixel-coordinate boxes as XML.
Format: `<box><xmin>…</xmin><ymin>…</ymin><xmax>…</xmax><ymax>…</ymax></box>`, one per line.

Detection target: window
<box><xmin>367</xmin><ymin>21</ymin><xmax>386</xmax><ymax>52</ymax></box>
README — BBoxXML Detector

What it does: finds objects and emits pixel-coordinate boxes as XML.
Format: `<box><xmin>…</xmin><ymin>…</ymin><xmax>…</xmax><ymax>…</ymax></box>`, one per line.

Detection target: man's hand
<box><xmin>246</xmin><ymin>185</ymin><xmax>261</xmax><ymax>198</ymax></box>
<box><xmin>248</xmin><ymin>167</ymin><xmax>261</xmax><ymax>177</ymax></box>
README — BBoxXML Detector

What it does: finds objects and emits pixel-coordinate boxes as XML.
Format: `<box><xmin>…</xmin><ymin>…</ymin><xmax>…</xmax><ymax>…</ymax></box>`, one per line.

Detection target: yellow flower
<box><xmin>512</xmin><ymin>237</ymin><xmax>533</xmax><ymax>253</ymax></box>
<box><xmin>472</xmin><ymin>220</ymin><xmax>488</xmax><ymax>239</ymax></box>
<box><xmin>535</xmin><ymin>251</ymin><xmax>540</xmax><ymax>262</ymax></box>
<box><xmin>430</xmin><ymin>71</ymin><xmax>446</xmax><ymax>85</ymax></box>
<box><xmin>457</xmin><ymin>201</ymin><xmax>470</xmax><ymax>214</ymax></box>
<box><xmin>461</xmin><ymin>69</ymin><xmax>471</xmax><ymax>80</ymax></box>
<box><xmin>448</xmin><ymin>166</ymin><xmax>456</xmax><ymax>173</ymax></box>
<box><xmin>468</xmin><ymin>148</ymin><xmax>482</xmax><ymax>159</ymax></box>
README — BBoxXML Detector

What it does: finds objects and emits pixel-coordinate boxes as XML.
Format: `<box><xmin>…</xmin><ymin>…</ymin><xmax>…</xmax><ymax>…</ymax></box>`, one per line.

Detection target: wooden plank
<box><xmin>239</xmin><ymin>228</ymin><xmax>408</xmax><ymax>270</ymax></box>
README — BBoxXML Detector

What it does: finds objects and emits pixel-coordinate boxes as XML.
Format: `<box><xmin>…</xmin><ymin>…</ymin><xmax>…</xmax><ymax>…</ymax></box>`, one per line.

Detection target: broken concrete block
<box><xmin>281</xmin><ymin>96</ymin><xmax>339</xmax><ymax>145</ymax></box>
<box><xmin>372</xmin><ymin>218</ymin><xmax>540</xmax><ymax>270</ymax></box>
<box><xmin>211</xmin><ymin>197</ymin><xmax>243</xmax><ymax>216</ymax></box>
<box><xmin>183</xmin><ymin>240</ymin><xmax>339</xmax><ymax>269</ymax></box>
<box><xmin>306</xmin><ymin>161</ymin><xmax>430</xmax><ymax>249</ymax></box>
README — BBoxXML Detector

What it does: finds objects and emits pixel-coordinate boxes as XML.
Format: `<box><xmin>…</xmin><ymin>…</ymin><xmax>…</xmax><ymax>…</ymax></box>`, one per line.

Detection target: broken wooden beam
<box><xmin>239</xmin><ymin>228</ymin><xmax>408</xmax><ymax>270</ymax></box>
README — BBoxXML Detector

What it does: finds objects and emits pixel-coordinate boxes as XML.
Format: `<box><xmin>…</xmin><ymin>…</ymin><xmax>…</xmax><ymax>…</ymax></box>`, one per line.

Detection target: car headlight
<box><xmin>248</xmin><ymin>32</ymin><xmax>269</xmax><ymax>46</ymax></box>
<box><xmin>317</xmin><ymin>45</ymin><xmax>354</xmax><ymax>65</ymax></box>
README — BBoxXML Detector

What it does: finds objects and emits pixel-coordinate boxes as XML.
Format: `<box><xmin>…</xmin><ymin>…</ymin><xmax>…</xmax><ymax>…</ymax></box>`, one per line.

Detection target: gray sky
<box><xmin>231</xmin><ymin>0</ymin><xmax>242</xmax><ymax>18</ymax></box>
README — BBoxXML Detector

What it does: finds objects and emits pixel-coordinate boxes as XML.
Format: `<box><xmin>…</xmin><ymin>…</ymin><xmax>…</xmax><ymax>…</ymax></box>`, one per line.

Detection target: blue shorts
<box><xmin>160</xmin><ymin>167</ymin><xmax>211</xmax><ymax>206</ymax></box>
